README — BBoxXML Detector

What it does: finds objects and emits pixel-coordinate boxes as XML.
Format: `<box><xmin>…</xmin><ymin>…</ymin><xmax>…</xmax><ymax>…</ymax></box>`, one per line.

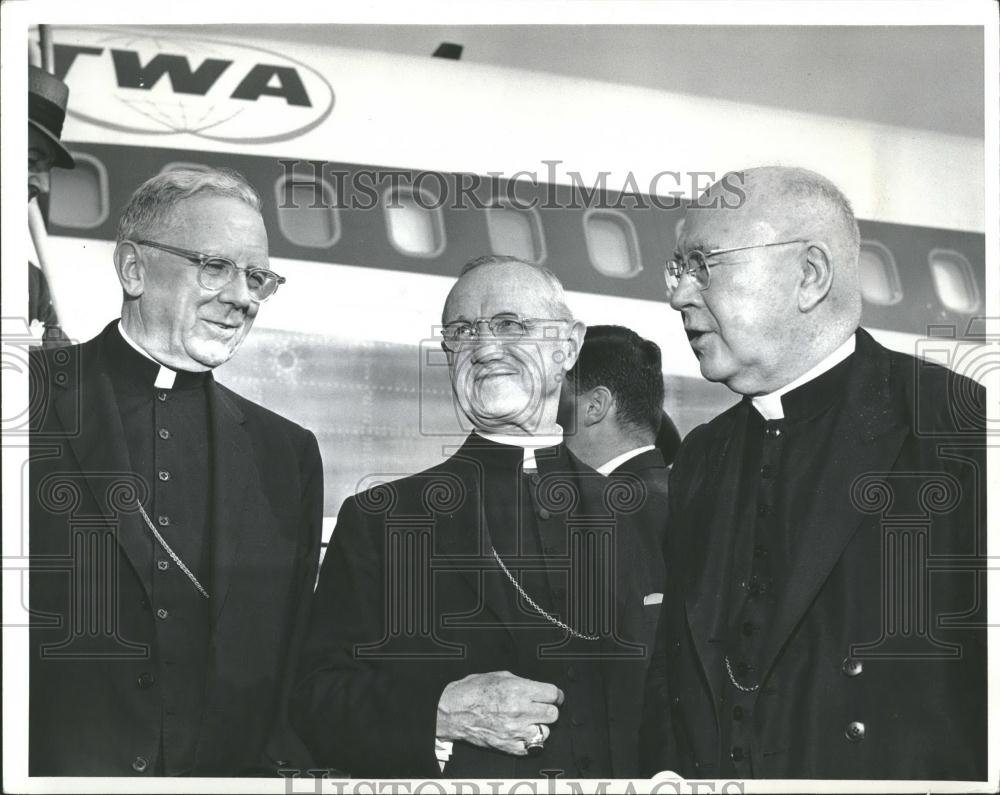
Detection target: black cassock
<box><xmin>29</xmin><ymin>322</ymin><xmax>323</xmax><ymax>776</ymax></box>
<box><xmin>295</xmin><ymin>434</ymin><xmax>666</xmax><ymax>778</ymax></box>
<box><xmin>643</xmin><ymin>328</ymin><xmax>986</xmax><ymax>780</ymax></box>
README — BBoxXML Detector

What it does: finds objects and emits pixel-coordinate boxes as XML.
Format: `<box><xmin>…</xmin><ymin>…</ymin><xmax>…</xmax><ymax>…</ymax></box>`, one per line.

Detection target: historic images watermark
<box><xmin>279</xmin><ymin>771</ymin><xmax>746</xmax><ymax>794</ymax></box>
<box><xmin>276</xmin><ymin>161</ymin><xmax>748</xmax><ymax>213</ymax></box>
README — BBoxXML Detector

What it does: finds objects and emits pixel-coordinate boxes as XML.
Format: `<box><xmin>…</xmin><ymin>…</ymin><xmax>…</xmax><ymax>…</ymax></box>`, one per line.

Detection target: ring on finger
<box><xmin>524</xmin><ymin>724</ymin><xmax>546</xmax><ymax>756</ymax></box>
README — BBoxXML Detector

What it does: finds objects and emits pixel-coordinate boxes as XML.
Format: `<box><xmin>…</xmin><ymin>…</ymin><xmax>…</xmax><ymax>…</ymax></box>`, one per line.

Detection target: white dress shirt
<box><xmin>596</xmin><ymin>444</ymin><xmax>657</xmax><ymax>476</ymax></box>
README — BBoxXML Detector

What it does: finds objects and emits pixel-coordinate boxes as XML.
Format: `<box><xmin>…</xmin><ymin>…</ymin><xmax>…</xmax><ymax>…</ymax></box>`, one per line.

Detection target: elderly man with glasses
<box><xmin>294</xmin><ymin>255</ymin><xmax>665</xmax><ymax>779</ymax></box>
<box><xmin>641</xmin><ymin>166</ymin><xmax>986</xmax><ymax>780</ymax></box>
<box><xmin>29</xmin><ymin>168</ymin><xmax>322</xmax><ymax>777</ymax></box>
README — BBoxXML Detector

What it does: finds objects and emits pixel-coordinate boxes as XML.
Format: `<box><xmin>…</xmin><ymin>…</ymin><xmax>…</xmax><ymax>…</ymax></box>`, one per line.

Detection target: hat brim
<box><xmin>28</xmin><ymin>119</ymin><xmax>76</xmax><ymax>170</ymax></box>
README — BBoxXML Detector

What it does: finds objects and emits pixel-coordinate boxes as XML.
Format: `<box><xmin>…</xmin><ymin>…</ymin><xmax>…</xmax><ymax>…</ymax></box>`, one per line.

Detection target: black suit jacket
<box><xmin>644</xmin><ymin>329</ymin><xmax>986</xmax><ymax>779</ymax></box>
<box><xmin>28</xmin><ymin>323</ymin><xmax>323</xmax><ymax>776</ymax></box>
<box><xmin>293</xmin><ymin>436</ymin><xmax>666</xmax><ymax>778</ymax></box>
<box><xmin>611</xmin><ymin>448</ymin><xmax>670</xmax><ymax>548</ymax></box>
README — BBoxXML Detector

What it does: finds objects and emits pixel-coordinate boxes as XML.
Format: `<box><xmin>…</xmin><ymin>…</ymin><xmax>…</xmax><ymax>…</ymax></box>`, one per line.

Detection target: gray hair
<box><xmin>458</xmin><ymin>254</ymin><xmax>574</xmax><ymax>320</ymax></box>
<box><xmin>769</xmin><ymin>167</ymin><xmax>860</xmax><ymax>256</ymax></box>
<box><xmin>116</xmin><ymin>167</ymin><xmax>261</xmax><ymax>243</ymax></box>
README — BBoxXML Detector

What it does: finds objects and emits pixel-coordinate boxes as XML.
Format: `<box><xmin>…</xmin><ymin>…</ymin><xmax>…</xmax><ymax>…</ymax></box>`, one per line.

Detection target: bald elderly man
<box><xmin>295</xmin><ymin>255</ymin><xmax>664</xmax><ymax>778</ymax></box>
<box><xmin>642</xmin><ymin>167</ymin><xmax>985</xmax><ymax>779</ymax></box>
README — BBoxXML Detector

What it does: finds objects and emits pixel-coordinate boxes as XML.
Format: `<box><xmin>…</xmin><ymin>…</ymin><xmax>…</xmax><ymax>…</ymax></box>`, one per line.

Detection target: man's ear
<box><xmin>798</xmin><ymin>240</ymin><xmax>834</xmax><ymax>312</ymax></box>
<box><xmin>114</xmin><ymin>241</ymin><xmax>145</xmax><ymax>299</ymax></box>
<box><xmin>583</xmin><ymin>386</ymin><xmax>613</xmax><ymax>427</ymax></box>
<box><xmin>562</xmin><ymin>320</ymin><xmax>586</xmax><ymax>371</ymax></box>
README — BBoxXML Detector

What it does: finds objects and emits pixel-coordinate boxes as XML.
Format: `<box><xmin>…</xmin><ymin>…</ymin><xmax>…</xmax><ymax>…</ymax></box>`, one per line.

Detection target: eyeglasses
<box><xmin>664</xmin><ymin>239</ymin><xmax>806</xmax><ymax>295</ymax></box>
<box><xmin>133</xmin><ymin>239</ymin><xmax>286</xmax><ymax>302</ymax></box>
<box><xmin>440</xmin><ymin>315</ymin><xmax>570</xmax><ymax>352</ymax></box>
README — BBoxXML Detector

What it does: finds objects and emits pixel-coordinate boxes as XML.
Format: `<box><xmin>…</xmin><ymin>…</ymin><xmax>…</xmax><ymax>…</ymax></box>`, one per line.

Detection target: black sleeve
<box><xmin>290</xmin><ymin>493</ymin><xmax>446</xmax><ymax>778</ymax></box>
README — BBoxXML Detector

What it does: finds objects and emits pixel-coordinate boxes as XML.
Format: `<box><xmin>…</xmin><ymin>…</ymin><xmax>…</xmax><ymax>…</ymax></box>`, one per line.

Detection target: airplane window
<box><xmin>276</xmin><ymin>176</ymin><xmax>341</xmax><ymax>248</ymax></box>
<box><xmin>384</xmin><ymin>187</ymin><xmax>445</xmax><ymax>257</ymax></box>
<box><xmin>858</xmin><ymin>240</ymin><xmax>902</xmax><ymax>306</ymax></box>
<box><xmin>583</xmin><ymin>210</ymin><xmax>642</xmax><ymax>278</ymax></box>
<box><xmin>486</xmin><ymin>205</ymin><xmax>546</xmax><ymax>263</ymax></box>
<box><xmin>48</xmin><ymin>152</ymin><xmax>108</xmax><ymax>229</ymax></box>
<box><xmin>929</xmin><ymin>249</ymin><xmax>980</xmax><ymax>314</ymax></box>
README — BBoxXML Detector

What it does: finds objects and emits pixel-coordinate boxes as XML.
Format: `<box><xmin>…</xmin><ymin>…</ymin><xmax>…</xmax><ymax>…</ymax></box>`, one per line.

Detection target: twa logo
<box><xmin>54</xmin><ymin>28</ymin><xmax>335</xmax><ymax>144</ymax></box>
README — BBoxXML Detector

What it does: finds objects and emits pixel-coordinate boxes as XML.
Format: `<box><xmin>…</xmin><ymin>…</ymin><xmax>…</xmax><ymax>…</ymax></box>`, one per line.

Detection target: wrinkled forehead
<box><xmin>442</xmin><ymin>263</ymin><xmax>561</xmax><ymax>322</ymax></box>
<box><xmin>679</xmin><ymin>189</ymin><xmax>784</xmax><ymax>252</ymax></box>
<box><xmin>160</xmin><ymin>195</ymin><xmax>267</xmax><ymax>251</ymax></box>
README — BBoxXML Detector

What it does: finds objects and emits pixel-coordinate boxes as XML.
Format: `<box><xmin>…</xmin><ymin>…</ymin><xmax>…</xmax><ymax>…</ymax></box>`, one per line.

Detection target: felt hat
<box><xmin>28</xmin><ymin>65</ymin><xmax>76</xmax><ymax>169</ymax></box>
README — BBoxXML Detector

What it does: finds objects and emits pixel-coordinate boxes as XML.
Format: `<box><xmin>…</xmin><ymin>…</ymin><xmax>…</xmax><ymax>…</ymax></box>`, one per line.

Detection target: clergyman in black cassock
<box><xmin>642</xmin><ymin>167</ymin><xmax>985</xmax><ymax>780</ymax></box>
<box><xmin>29</xmin><ymin>169</ymin><xmax>323</xmax><ymax>776</ymax></box>
<box><xmin>294</xmin><ymin>256</ymin><xmax>666</xmax><ymax>778</ymax></box>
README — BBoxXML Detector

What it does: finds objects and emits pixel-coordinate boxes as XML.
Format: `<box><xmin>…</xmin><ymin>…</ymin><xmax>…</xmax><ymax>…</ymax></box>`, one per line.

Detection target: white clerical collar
<box><xmin>474</xmin><ymin>427</ymin><xmax>564</xmax><ymax>471</ymax></box>
<box><xmin>597</xmin><ymin>444</ymin><xmax>657</xmax><ymax>476</ymax></box>
<box><xmin>117</xmin><ymin>321</ymin><xmax>177</xmax><ymax>389</ymax></box>
<box><xmin>752</xmin><ymin>334</ymin><xmax>856</xmax><ymax>421</ymax></box>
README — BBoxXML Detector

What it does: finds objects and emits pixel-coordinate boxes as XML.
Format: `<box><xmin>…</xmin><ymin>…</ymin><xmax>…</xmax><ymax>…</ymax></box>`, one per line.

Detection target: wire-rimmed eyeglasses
<box><xmin>440</xmin><ymin>315</ymin><xmax>570</xmax><ymax>352</ymax></box>
<box><xmin>133</xmin><ymin>239</ymin><xmax>286</xmax><ymax>302</ymax></box>
<box><xmin>664</xmin><ymin>239</ymin><xmax>806</xmax><ymax>295</ymax></box>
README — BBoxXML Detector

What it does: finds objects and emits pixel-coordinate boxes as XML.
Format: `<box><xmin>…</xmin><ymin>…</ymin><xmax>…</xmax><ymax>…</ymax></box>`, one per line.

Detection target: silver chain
<box><xmin>136</xmin><ymin>501</ymin><xmax>210</xmax><ymax>599</ymax></box>
<box><xmin>724</xmin><ymin>655</ymin><xmax>759</xmax><ymax>692</ymax></box>
<box><xmin>489</xmin><ymin>546</ymin><xmax>600</xmax><ymax>641</ymax></box>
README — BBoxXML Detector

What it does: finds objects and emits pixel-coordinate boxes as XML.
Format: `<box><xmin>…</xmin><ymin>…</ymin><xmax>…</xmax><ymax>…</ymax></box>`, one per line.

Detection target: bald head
<box><xmin>694</xmin><ymin>167</ymin><xmax>862</xmax><ymax>326</ymax></box>
<box><xmin>443</xmin><ymin>255</ymin><xmax>573</xmax><ymax>324</ymax></box>
<box><xmin>671</xmin><ymin>167</ymin><xmax>863</xmax><ymax>395</ymax></box>
<box><xmin>442</xmin><ymin>255</ymin><xmax>585</xmax><ymax>434</ymax></box>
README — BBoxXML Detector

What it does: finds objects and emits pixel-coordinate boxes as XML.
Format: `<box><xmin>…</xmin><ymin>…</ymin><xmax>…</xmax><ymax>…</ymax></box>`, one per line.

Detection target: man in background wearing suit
<box><xmin>643</xmin><ymin>166</ymin><xmax>985</xmax><ymax>779</ymax></box>
<box><xmin>294</xmin><ymin>255</ymin><xmax>665</xmax><ymax>779</ymax></box>
<box><xmin>559</xmin><ymin>324</ymin><xmax>676</xmax><ymax>545</ymax></box>
<box><xmin>29</xmin><ymin>168</ymin><xmax>323</xmax><ymax>776</ymax></box>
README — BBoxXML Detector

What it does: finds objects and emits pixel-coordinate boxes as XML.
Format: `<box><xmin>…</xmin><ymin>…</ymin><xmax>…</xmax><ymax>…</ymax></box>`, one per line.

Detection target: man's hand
<box><xmin>436</xmin><ymin>671</ymin><xmax>564</xmax><ymax>756</ymax></box>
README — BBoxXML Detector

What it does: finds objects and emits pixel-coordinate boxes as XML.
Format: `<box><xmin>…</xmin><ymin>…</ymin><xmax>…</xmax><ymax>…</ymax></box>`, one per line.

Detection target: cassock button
<box><xmin>730</xmin><ymin>746</ymin><xmax>745</xmax><ymax>762</ymax></box>
<box><xmin>156</xmin><ymin>608</ymin><xmax>169</xmax><ymax>620</ymax></box>
<box><xmin>735</xmin><ymin>660</ymin><xmax>752</xmax><ymax>677</ymax></box>
<box><xmin>842</xmin><ymin>657</ymin><xmax>863</xmax><ymax>677</ymax></box>
<box><xmin>157</xmin><ymin>392</ymin><xmax>168</xmax><ymax>402</ymax></box>
<box><xmin>753</xmin><ymin>544</ymin><xmax>767</xmax><ymax>559</ymax></box>
<box><xmin>157</xmin><ymin>515</ymin><xmax>169</xmax><ymax>526</ymax></box>
<box><xmin>158</xmin><ymin>428</ymin><xmax>171</xmax><ymax>440</ymax></box>
<box><xmin>158</xmin><ymin>470</ymin><xmax>170</xmax><ymax>481</ymax></box>
<box><xmin>537</xmin><ymin>508</ymin><xmax>551</xmax><ymax>520</ymax></box>
<box><xmin>136</xmin><ymin>672</ymin><xmax>155</xmax><ymax>689</ymax></box>
<box><xmin>756</xmin><ymin>504</ymin><xmax>769</xmax><ymax>517</ymax></box>
<box><xmin>741</xmin><ymin>621</ymin><xmax>756</xmax><ymax>637</ymax></box>
<box><xmin>529</xmin><ymin>473</ymin><xmax>541</xmax><ymax>486</ymax></box>
<box><xmin>570</xmin><ymin>716</ymin><xmax>583</xmax><ymax>727</ymax></box>
<box><xmin>760</xmin><ymin>464</ymin><xmax>774</xmax><ymax>478</ymax></box>
<box><xmin>132</xmin><ymin>756</ymin><xmax>149</xmax><ymax>773</ymax></box>
<box><xmin>157</xmin><ymin>560</ymin><xmax>169</xmax><ymax>571</ymax></box>
<box><xmin>543</xmin><ymin>545</ymin><xmax>557</xmax><ymax>555</ymax></box>
<box><xmin>845</xmin><ymin>721</ymin><xmax>866</xmax><ymax>742</ymax></box>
